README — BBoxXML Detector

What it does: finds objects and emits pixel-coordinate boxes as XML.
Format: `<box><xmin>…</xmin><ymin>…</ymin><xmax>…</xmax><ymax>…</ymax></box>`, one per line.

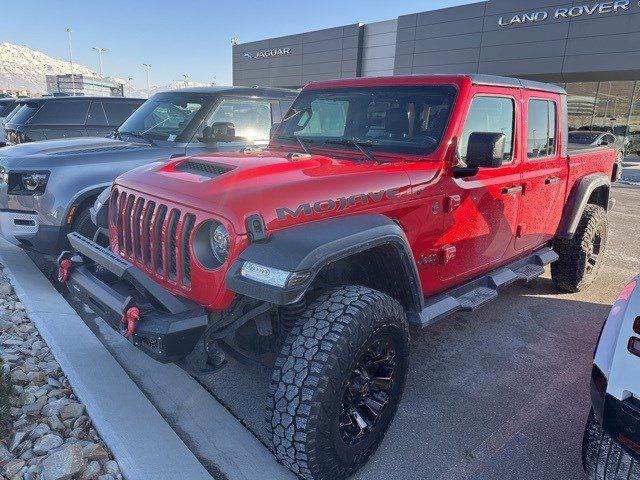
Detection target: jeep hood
<box><xmin>115</xmin><ymin>151</ymin><xmax>439</xmax><ymax>235</ymax></box>
<box><xmin>0</xmin><ymin>137</ymin><xmax>157</xmax><ymax>169</ymax></box>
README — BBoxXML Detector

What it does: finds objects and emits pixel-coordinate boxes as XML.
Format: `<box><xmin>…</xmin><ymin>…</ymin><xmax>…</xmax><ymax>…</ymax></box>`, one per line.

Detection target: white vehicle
<box><xmin>583</xmin><ymin>276</ymin><xmax>640</xmax><ymax>478</ymax></box>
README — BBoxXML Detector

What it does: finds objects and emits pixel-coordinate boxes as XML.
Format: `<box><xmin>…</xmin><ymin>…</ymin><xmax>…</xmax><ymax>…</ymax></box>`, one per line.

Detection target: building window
<box><xmin>527</xmin><ymin>99</ymin><xmax>557</xmax><ymax>159</ymax></box>
<box><xmin>566</xmin><ymin>82</ymin><xmax>598</xmax><ymax>131</ymax></box>
<box><xmin>592</xmin><ymin>81</ymin><xmax>635</xmax><ymax>135</ymax></box>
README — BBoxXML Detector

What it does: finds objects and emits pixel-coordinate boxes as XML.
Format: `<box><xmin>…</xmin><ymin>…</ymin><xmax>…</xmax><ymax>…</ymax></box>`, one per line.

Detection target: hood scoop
<box><xmin>174</xmin><ymin>160</ymin><xmax>235</xmax><ymax>178</ymax></box>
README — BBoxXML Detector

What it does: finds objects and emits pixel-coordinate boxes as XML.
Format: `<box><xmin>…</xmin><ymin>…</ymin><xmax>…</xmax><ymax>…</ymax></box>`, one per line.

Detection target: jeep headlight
<box><xmin>193</xmin><ymin>220</ymin><xmax>230</xmax><ymax>269</ymax></box>
<box><xmin>210</xmin><ymin>223</ymin><xmax>230</xmax><ymax>264</ymax></box>
<box><xmin>0</xmin><ymin>167</ymin><xmax>7</xmax><ymax>185</ymax></box>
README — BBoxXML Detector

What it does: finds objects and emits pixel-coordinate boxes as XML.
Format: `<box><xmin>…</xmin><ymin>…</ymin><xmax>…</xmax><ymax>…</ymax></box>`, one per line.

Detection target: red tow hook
<box><xmin>57</xmin><ymin>259</ymin><xmax>73</xmax><ymax>283</ymax></box>
<box><xmin>120</xmin><ymin>307</ymin><xmax>140</xmax><ymax>338</ymax></box>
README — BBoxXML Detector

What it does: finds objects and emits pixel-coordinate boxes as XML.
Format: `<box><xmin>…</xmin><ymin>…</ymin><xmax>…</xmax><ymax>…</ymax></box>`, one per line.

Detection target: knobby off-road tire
<box><xmin>267</xmin><ymin>285</ymin><xmax>410</xmax><ymax>480</ymax></box>
<box><xmin>552</xmin><ymin>204</ymin><xmax>608</xmax><ymax>292</ymax></box>
<box><xmin>582</xmin><ymin>410</ymin><xmax>640</xmax><ymax>479</ymax></box>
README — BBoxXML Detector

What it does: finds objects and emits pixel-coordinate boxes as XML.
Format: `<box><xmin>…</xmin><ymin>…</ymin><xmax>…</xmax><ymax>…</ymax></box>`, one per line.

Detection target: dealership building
<box><xmin>233</xmin><ymin>0</ymin><xmax>640</xmax><ymax>145</ymax></box>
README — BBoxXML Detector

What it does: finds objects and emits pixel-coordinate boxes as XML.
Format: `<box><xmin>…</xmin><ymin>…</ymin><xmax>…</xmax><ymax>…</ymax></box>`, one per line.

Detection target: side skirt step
<box><xmin>412</xmin><ymin>247</ymin><xmax>559</xmax><ymax>329</ymax></box>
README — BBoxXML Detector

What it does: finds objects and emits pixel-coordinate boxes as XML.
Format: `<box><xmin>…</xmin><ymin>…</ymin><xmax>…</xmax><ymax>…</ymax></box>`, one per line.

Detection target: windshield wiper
<box><xmin>275</xmin><ymin>135</ymin><xmax>313</xmax><ymax>155</ymax></box>
<box><xmin>116</xmin><ymin>130</ymin><xmax>155</xmax><ymax>146</ymax></box>
<box><xmin>324</xmin><ymin>138</ymin><xmax>385</xmax><ymax>164</ymax></box>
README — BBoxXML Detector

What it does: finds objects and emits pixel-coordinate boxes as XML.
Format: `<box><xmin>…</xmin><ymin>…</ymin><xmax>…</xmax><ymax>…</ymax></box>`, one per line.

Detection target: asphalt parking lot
<box><xmin>30</xmin><ymin>182</ymin><xmax>640</xmax><ymax>480</ymax></box>
<box><xmin>192</xmin><ymin>182</ymin><xmax>640</xmax><ymax>480</ymax></box>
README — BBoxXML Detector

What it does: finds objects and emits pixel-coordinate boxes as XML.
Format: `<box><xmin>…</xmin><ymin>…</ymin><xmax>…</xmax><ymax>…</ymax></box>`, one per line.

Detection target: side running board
<box><xmin>413</xmin><ymin>247</ymin><xmax>558</xmax><ymax>329</ymax></box>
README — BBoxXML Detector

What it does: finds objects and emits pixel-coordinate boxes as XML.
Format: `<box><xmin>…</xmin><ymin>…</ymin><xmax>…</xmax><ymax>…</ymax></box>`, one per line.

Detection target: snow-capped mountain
<box><xmin>0</xmin><ymin>43</ymin><xmax>212</xmax><ymax>97</ymax></box>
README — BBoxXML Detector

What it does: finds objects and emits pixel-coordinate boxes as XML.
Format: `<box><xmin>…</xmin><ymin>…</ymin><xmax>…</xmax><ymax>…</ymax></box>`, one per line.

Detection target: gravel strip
<box><xmin>0</xmin><ymin>266</ymin><xmax>123</xmax><ymax>480</ymax></box>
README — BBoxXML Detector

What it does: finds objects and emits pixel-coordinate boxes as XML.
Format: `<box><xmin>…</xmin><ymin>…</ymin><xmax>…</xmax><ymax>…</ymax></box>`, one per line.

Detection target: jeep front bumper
<box><xmin>63</xmin><ymin>232</ymin><xmax>208</xmax><ymax>363</ymax></box>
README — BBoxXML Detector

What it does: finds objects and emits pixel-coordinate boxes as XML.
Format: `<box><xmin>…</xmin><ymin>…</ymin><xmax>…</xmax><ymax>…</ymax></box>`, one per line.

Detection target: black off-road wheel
<box><xmin>552</xmin><ymin>204</ymin><xmax>607</xmax><ymax>292</ymax></box>
<box><xmin>267</xmin><ymin>285</ymin><xmax>409</xmax><ymax>480</ymax></box>
<box><xmin>582</xmin><ymin>410</ymin><xmax>640</xmax><ymax>479</ymax></box>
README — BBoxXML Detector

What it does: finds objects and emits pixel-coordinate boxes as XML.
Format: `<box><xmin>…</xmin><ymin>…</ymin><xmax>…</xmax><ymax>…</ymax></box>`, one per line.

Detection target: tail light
<box><xmin>591</xmin><ymin>365</ymin><xmax>608</xmax><ymax>399</ymax></box>
<box><xmin>629</xmin><ymin>337</ymin><xmax>640</xmax><ymax>358</ymax></box>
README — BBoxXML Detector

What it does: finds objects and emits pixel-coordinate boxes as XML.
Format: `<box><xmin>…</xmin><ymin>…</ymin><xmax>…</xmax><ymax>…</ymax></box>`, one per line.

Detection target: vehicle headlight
<box><xmin>0</xmin><ymin>167</ymin><xmax>7</xmax><ymax>185</ymax></box>
<box><xmin>210</xmin><ymin>223</ymin><xmax>230</xmax><ymax>264</ymax></box>
<box><xmin>22</xmin><ymin>172</ymin><xmax>48</xmax><ymax>192</ymax></box>
<box><xmin>193</xmin><ymin>220</ymin><xmax>231</xmax><ymax>269</ymax></box>
<box><xmin>7</xmin><ymin>171</ymin><xmax>49</xmax><ymax>195</ymax></box>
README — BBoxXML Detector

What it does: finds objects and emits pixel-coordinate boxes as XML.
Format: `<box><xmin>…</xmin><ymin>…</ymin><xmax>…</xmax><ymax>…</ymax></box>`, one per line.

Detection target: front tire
<box><xmin>582</xmin><ymin>410</ymin><xmax>640</xmax><ymax>479</ymax></box>
<box><xmin>552</xmin><ymin>204</ymin><xmax>607</xmax><ymax>292</ymax></box>
<box><xmin>267</xmin><ymin>286</ymin><xmax>409</xmax><ymax>480</ymax></box>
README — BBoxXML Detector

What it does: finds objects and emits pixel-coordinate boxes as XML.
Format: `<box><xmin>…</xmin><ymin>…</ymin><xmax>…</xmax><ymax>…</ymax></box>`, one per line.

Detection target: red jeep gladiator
<box><xmin>60</xmin><ymin>75</ymin><xmax>617</xmax><ymax>480</ymax></box>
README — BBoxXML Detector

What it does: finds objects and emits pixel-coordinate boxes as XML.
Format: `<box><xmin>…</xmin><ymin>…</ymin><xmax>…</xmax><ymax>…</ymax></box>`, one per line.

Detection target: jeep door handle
<box><xmin>501</xmin><ymin>185</ymin><xmax>523</xmax><ymax>195</ymax></box>
<box><xmin>545</xmin><ymin>176</ymin><xmax>560</xmax><ymax>185</ymax></box>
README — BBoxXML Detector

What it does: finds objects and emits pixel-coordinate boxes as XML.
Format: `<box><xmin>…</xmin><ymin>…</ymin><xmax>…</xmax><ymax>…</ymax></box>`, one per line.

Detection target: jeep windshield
<box><xmin>274</xmin><ymin>85</ymin><xmax>457</xmax><ymax>156</ymax></box>
<box><xmin>116</xmin><ymin>92</ymin><xmax>211</xmax><ymax>143</ymax></box>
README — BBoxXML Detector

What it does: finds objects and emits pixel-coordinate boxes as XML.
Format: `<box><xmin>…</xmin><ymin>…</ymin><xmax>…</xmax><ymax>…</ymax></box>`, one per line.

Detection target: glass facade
<box><xmin>558</xmin><ymin>80</ymin><xmax>640</xmax><ymax>153</ymax></box>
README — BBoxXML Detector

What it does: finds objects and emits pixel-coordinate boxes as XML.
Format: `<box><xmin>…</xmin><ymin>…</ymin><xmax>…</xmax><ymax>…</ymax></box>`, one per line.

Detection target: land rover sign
<box><xmin>243</xmin><ymin>48</ymin><xmax>292</xmax><ymax>60</ymax></box>
<box><xmin>498</xmin><ymin>0</ymin><xmax>631</xmax><ymax>26</ymax></box>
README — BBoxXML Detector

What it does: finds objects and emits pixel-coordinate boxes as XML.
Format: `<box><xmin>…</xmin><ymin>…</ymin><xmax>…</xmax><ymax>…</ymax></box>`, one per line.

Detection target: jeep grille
<box><xmin>112</xmin><ymin>189</ymin><xmax>195</xmax><ymax>287</ymax></box>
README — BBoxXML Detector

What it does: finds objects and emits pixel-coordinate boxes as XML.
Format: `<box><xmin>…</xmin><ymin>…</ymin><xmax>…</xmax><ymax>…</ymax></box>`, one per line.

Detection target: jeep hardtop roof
<box><xmin>306</xmin><ymin>74</ymin><xmax>566</xmax><ymax>96</ymax></box>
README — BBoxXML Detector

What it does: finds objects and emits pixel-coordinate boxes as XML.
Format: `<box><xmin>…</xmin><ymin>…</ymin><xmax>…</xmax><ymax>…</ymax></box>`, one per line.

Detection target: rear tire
<box><xmin>582</xmin><ymin>410</ymin><xmax>640</xmax><ymax>479</ymax></box>
<box><xmin>552</xmin><ymin>204</ymin><xmax>607</xmax><ymax>292</ymax></box>
<box><xmin>267</xmin><ymin>285</ymin><xmax>409</xmax><ymax>480</ymax></box>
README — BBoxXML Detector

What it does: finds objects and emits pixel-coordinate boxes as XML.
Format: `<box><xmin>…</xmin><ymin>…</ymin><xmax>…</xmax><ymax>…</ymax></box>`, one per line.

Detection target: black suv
<box><xmin>4</xmin><ymin>96</ymin><xmax>145</xmax><ymax>145</ymax></box>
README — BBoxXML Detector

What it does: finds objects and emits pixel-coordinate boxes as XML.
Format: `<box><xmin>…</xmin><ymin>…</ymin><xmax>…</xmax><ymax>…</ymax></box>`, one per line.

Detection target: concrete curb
<box><xmin>0</xmin><ymin>239</ymin><xmax>214</xmax><ymax>480</ymax></box>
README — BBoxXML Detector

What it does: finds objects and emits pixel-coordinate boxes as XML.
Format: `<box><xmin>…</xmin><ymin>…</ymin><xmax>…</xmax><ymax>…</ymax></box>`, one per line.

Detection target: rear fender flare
<box><xmin>225</xmin><ymin>214</ymin><xmax>423</xmax><ymax>313</ymax></box>
<box><xmin>556</xmin><ymin>173</ymin><xmax>610</xmax><ymax>240</ymax></box>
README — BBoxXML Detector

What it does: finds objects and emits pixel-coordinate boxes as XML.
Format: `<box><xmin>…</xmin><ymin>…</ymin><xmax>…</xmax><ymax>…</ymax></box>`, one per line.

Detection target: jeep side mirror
<box><xmin>270</xmin><ymin>122</ymin><xmax>281</xmax><ymax>139</ymax></box>
<box><xmin>465</xmin><ymin>132</ymin><xmax>506</xmax><ymax>169</ymax></box>
<box><xmin>204</xmin><ymin>122</ymin><xmax>236</xmax><ymax>143</ymax></box>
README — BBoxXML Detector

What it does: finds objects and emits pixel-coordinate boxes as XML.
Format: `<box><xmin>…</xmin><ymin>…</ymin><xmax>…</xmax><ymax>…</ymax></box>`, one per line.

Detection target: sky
<box><xmin>1</xmin><ymin>0</ymin><xmax>475</xmax><ymax>88</ymax></box>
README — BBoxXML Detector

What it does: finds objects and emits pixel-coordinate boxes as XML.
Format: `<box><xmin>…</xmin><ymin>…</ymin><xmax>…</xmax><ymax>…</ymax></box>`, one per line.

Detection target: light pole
<box><xmin>142</xmin><ymin>64</ymin><xmax>151</xmax><ymax>98</ymax></box>
<box><xmin>66</xmin><ymin>28</ymin><xmax>76</xmax><ymax>95</ymax></box>
<box><xmin>92</xmin><ymin>47</ymin><xmax>107</xmax><ymax>91</ymax></box>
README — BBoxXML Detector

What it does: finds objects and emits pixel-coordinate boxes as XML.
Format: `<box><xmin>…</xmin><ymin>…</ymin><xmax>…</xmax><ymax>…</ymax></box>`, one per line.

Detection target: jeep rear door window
<box><xmin>117</xmin><ymin>93</ymin><xmax>209</xmax><ymax>142</ymax></box>
<box><xmin>459</xmin><ymin>96</ymin><xmax>514</xmax><ymax>163</ymax></box>
<box><xmin>30</xmin><ymin>100</ymin><xmax>90</xmax><ymax>125</ymax></box>
<box><xmin>276</xmin><ymin>85</ymin><xmax>457</xmax><ymax>155</ymax></box>
<box><xmin>528</xmin><ymin>99</ymin><xmax>557</xmax><ymax>158</ymax></box>
<box><xmin>200</xmin><ymin>99</ymin><xmax>273</xmax><ymax>141</ymax></box>
<box><xmin>103</xmin><ymin>102</ymin><xmax>140</xmax><ymax>127</ymax></box>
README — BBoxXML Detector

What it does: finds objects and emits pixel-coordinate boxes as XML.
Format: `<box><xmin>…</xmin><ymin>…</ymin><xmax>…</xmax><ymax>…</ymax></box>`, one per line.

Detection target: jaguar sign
<box><xmin>498</xmin><ymin>0</ymin><xmax>631</xmax><ymax>26</ymax></box>
<box><xmin>243</xmin><ymin>48</ymin><xmax>292</xmax><ymax>60</ymax></box>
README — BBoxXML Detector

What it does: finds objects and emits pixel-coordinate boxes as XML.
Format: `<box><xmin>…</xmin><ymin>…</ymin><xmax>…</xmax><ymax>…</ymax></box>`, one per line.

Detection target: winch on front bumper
<box><xmin>60</xmin><ymin>232</ymin><xmax>208</xmax><ymax>363</ymax></box>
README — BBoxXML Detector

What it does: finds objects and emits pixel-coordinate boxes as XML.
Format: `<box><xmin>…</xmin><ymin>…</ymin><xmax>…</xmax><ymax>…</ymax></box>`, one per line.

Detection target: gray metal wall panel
<box><xmin>235</xmin><ymin>0</ymin><xmax>640</xmax><ymax>87</ymax></box>
<box><xmin>414</xmin><ymin>18</ymin><xmax>484</xmax><ymax>39</ymax></box>
<box><xmin>362</xmin><ymin>20</ymin><xmax>397</xmax><ymax>77</ymax></box>
<box><xmin>415</xmin><ymin>2</ymin><xmax>486</xmax><ymax>25</ymax></box>
<box><xmin>233</xmin><ymin>23</ymin><xmax>361</xmax><ymax>87</ymax></box>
